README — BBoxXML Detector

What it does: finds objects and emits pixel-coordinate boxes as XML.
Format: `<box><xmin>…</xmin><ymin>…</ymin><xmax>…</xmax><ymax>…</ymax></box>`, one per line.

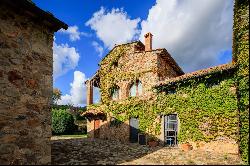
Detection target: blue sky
<box><xmin>32</xmin><ymin>0</ymin><xmax>234</xmax><ymax>106</ymax></box>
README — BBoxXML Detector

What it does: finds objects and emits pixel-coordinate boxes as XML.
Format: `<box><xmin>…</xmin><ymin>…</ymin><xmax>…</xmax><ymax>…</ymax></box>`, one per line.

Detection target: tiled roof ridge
<box><xmin>156</xmin><ymin>63</ymin><xmax>235</xmax><ymax>87</ymax></box>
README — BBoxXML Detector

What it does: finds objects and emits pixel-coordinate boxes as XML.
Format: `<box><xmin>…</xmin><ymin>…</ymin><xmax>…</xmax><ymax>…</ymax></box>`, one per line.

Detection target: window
<box><xmin>205</xmin><ymin>81</ymin><xmax>220</xmax><ymax>88</ymax></box>
<box><xmin>113</xmin><ymin>61</ymin><xmax>118</xmax><ymax>67</ymax></box>
<box><xmin>129</xmin><ymin>80</ymin><xmax>143</xmax><ymax>97</ymax></box>
<box><xmin>111</xmin><ymin>86</ymin><xmax>120</xmax><ymax>100</ymax></box>
<box><xmin>110</xmin><ymin>117</ymin><xmax>122</xmax><ymax>127</ymax></box>
<box><xmin>164</xmin><ymin>114</ymin><xmax>178</xmax><ymax>146</ymax></box>
<box><xmin>167</xmin><ymin>88</ymin><xmax>176</xmax><ymax>94</ymax></box>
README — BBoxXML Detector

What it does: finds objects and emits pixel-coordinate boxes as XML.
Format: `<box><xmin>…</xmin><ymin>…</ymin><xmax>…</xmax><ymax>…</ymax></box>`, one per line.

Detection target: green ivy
<box><xmin>86</xmin><ymin>1</ymin><xmax>249</xmax><ymax>163</ymax></box>
<box><xmin>88</xmin><ymin>71</ymin><xmax>238</xmax><ymax>144</ymax></box>
<box><xmin>233</xmin><ymin>0</ymin><xmax>249</xmax><ymax>164</ymax></box>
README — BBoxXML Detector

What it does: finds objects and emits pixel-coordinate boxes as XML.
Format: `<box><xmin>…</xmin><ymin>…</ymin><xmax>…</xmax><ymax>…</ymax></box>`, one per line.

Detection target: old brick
<box><xmin>25</xmin><ymin>103</ymin><xmax>41</xmax><ymax>113</ymax></box>
<box><xmin>7</xmin><ymin>70</ymin><xmax>23</xmax><ymax>86</ymax></box>
<box><xmin>16</xmin><ymin>136</ymin><xmax>34</xmax><ymax>149</ymax></box>
<box><xmin>9</xmin><ymin>58</ymin><xmax>22</xmax><ymax>65</ymax></box>
<box><xmin>18</xmin><ymin>129</ymin><xmax>29</xmax><ymax>137</ymax></box>
<box><xmin>10</xmin><ymin>41</ymin><xmax>19</xmax><ymax>48</ymax></box>
<box><xmin>15</xmin><ymin>115</ymin><xmax>27</xmax><ymax>121</ymax></box>
<box><xmin>0</xmin><ymin>144</ymin><xmax>16</xmax><ymax>154</ymax></box>
<box><xmin>26</xmin><ymin>79</ymin><xmax>38</xmax><ymax>89</ymax></box>
<box><xmin>181</xmin><ymin>143</ymin><xmax>193</xmax><ymax>152</ymax></box>
<box><xmin>0</xmin><ymin>41</ymin><xmax>10</xmax><ymax>48</ymax></box>
<box><xmin>0</xmin><ymin>70</ymin><xmax>3</xmax><ymax>77</ymax></box>
<box><xmin>27</xmin><ymin>118</ymin><xmax>40</xmax><ymax>127</ymax></box>
<box><xmin>6</xmin><ymin>31</ymin><xmax>19</xmax><ymax>38</ymax></box>
<box><xmin>0</xmin><ymin>135</ymin><xmax>17</xmax><ymax>143</ymax></box>
<box><xmin>5</xmin><ymin>87</ymin><xmax>20</xmax><ymax>98</ymax></box>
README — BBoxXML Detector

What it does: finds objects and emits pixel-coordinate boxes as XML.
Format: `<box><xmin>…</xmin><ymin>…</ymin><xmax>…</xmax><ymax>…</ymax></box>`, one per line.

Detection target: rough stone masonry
<box><xmin>0</xmin><ymin>0</ymin><xmax>67</xmax><ymax>164</ymax></box>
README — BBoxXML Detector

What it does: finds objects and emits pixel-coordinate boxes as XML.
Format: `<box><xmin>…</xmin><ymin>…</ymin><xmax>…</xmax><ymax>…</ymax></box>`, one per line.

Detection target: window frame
<box><xmin>129</xmin><ymin>80</ymin><xmax>143</xmax><ymax>97</ymax></box>
<box><xmin>111</xmin><ymin>86</ymin><xmax>120</xmax><ymax>100</ymax></box>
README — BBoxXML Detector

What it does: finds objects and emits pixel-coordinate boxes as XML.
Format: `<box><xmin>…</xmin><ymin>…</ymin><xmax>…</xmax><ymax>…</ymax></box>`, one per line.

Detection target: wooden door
<box><xmin>94</xmin><ymin>119</ymin><xmax>100</xmax><ymax>138</ymax></box>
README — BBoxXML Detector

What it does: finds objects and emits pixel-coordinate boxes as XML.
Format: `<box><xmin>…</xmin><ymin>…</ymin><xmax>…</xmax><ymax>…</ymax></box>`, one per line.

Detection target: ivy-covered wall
<box><xmin>233</xmin><ymin>0</ymin><xmax>249</xmax><ymax>163</ymax></box>
<box><xmin>86</xmin><ymin>0</ymin><xmax>249</xmax><ymax>162</ymax></box>
<box><xmin>97</xmin><ymin>41</ymin><xmax>180</xmax><ymax>104</ymax></box>
<box><xmin>88</xmin><ymin>66</ymin><xmax>238</xmax><ymax>148</ymax></box>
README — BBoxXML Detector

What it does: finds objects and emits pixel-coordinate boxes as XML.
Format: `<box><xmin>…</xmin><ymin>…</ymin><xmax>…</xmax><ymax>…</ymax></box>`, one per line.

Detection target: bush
<box><xmin>52</xmin><ymin>109</ymin><xmax>77</xmax><ymax>135</ymax></box>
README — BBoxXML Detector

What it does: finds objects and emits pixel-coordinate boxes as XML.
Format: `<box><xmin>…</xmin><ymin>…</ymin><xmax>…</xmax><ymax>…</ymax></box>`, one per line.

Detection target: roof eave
<box><xmin>1</xmin><ymin>0</ymin><xmax>68</xmax><ymax>31</ymax></box>
<box><xmin>155</xmin><ymin>63</ymin><xmax>236</xmax><ymax>89</ymax></box>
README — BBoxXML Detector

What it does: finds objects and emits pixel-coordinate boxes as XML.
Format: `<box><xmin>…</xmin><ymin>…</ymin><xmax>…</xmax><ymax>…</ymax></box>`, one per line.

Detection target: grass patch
<box><xmin>52</xmin><ymin>134</ymin><xmax>87</xmax><ymax>139</ymax></box>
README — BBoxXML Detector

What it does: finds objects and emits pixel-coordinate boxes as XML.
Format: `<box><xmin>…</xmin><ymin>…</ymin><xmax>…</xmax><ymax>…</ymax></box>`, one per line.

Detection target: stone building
<box><xmin>83</xmin><ymin>31</ymin><xmax>239</xmax><ymax>154</ymax></box>
<box><xmin>84</xmin><ymin>33</ymin><xmax>185</xmax><ymax>142</ymax></box>
<box><xmin>0</xmin><ymin>0</ymin><xmax>67</xmax><ymax>164</ymax></box>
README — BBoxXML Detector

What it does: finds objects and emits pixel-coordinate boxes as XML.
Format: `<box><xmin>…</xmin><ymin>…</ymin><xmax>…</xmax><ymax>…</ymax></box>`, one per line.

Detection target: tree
<box><xmin>51</xmin><ymin>109</ymin><xmax>77</xmax><ymax>135</ymax></box>
<box><xmin>52</xmin><ymin>88</ymin><xmax>62</xmax><ymax>104</ymax></box>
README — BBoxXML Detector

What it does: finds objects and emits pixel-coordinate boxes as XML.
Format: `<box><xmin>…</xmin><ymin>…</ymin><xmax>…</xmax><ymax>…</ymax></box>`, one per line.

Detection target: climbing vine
<box><xmin>98</xmin><ymin>44</ymin><xmax>157</xmax><ymax>104</ymax></box>
<box><xmin>88</xmin><ymin>67</ymin><xmax>238</xmax><ymax>143</ymax></box>
<box><xmin>233</xmin><ymin>0</ymin><xmax>249</xmax><ymax>163</ymax></box>
<box><xmin>86</xmin><ymin>2</ymin><xmax>248</xmax><ymax>163</ymax></box>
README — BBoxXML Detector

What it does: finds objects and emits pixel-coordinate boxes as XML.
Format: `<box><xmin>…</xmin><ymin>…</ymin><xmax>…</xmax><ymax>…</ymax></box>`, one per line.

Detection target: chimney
<box><xmin>144</xmin><ymin>32</ymin><xmax>153</xmax><ymax>51</ymax></box>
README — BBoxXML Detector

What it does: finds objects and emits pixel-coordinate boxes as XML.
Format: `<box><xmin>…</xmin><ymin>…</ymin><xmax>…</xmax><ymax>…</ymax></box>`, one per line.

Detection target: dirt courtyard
<box><xmin>51</xmin><ymin>137</ymin><xmax>243</xmax><ymax>165</ymax></box>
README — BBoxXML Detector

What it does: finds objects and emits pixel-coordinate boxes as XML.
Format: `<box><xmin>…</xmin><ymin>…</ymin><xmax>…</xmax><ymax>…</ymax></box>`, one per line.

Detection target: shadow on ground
<box><xmin>51</xmin><ymin>137</ymin><xmax>242</xmax><ymax>165</ymax></box>
<box><xmin>52</xmin><ymin>116</ymin><xmax>243</xmax><ymax>165</ymax></box>
<box><xmin>51</xmin><ymin>137</ymin><xmax>163</xmax><ymax>165</ymax></box>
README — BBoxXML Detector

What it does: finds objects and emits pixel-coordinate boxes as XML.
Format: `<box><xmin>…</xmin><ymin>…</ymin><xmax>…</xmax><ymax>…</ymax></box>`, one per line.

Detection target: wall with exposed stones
<box><xmin>99</xmin><ymin>42</ymin><xmax>180</xmax><ymax>101</ymax></box>
<box><xmin>99</xmin><ymin>118</ymin><xmax>130</xmax><ymax>143</ymax></box>
<box><xmin>87</xmin><ymin>42</ymin><xmax>181</xmax><ymax>141</ymax></box>
<box><xmin>157</xmin><ymin>53</ymin><xmax>181</xmax><ymax>81</ymax></box>
<box><xmin>0</xmin><ymin>4</ymin><xmax>54</xmax><ymax>165</ymax></box>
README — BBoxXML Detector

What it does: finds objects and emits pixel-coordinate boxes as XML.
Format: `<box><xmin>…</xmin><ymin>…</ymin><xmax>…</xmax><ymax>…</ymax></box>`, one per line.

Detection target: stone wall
<box><xmin>99</xmin><ymin>42</ymin><xmax>180</xmax><ymax>101</ymax></box>
<box><xmin>99</xmin><ymin>118</ymin><xmax>130</xmax><ymax>143</ymax></box>
<box><xmin>87</xmin><ymin>42</ymin><xmax>181</xmax><ymax>141</ymax></box>
<box><xmin>157</xmin><ymin>53</ymin><xmax>180</xmax><ymax>81</ymax></box>
<box><xmin>0</xmin><ymin>5</ymin><xmax>55</xmax><ymax>165</ymax></box>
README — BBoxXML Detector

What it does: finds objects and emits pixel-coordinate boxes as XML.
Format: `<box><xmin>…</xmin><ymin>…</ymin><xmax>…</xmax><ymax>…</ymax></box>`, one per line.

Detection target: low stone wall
<box><xmin>87</xmin><ymin>118</ymin><xmax>130</xmax><ymax>143</ymax></box>
<box><xmin>99</xmin><ymin>120</ymin><xmax>130</xmax><ymax>143</ymax></box>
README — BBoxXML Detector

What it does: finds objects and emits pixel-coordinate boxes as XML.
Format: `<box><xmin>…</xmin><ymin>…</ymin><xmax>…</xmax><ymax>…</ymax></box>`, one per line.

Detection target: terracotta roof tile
<box><xmin>155</xmin><ymin>63</ymin><xmax>236</xmax><ymax>87</ymax></box>
<box><xmin>81</xmin><ymin>109</ymin><xmax>105</xmax><ymax>116</ymax></box>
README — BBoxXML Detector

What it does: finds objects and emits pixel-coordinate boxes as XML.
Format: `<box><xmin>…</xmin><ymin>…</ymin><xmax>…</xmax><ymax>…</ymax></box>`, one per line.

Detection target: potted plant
<box><xmin>180</xmin><ymin>141</ymin><xmax>193</xmax><ymax>151</ymax></box>
<box><xmin>147</xmin><ymin>136</ymin><xmax>158</xmax><ymax>147</ymax></box>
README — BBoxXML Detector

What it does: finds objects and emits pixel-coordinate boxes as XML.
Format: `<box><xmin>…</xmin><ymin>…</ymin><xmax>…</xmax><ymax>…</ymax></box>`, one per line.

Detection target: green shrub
<box><xmin>52</xmin><ymin>109</ymin><xmax>77</xmax><ymax>135</ymax></box>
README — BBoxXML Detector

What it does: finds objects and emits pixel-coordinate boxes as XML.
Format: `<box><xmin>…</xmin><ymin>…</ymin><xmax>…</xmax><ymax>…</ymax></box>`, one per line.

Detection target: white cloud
<box><xmin>93</xmin><ymin>87</ymin><xmax>100</xmax><ymax>104</ymax></box>
<box><xmin>57</xmin><ymin>71</ymin><xmax>87</xmax><ymax>106</ymax></box>
<box><xmin>86</xmin><ymin>7</ymin><xmax>141</xmax><ymax>49</ymax></box>
<box><xmin>57</xmin><ymin>71</ymin><xmax>101</xmax><ymax>106</ymax></box>
<box><xmin>59</xmin><ymin>25</ymin><xmax>89</xmax><ymax>41</ymax></box>
<box><xmin>53</xmin><ymin>41</ymin><xmax>80</xmax><ymax>79</ymax></box>
<box><xmin>140</xmin><ymin>0</ymin><xmax>233</xmax><ymax>72</ymax></box>
<box><xmin>92</xmin><ymin>41</ymin><xmax>104</xmax><ymax>57</ymax></box>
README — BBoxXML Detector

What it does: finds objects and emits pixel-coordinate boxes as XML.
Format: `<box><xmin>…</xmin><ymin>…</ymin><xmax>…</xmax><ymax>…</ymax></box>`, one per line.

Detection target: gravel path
<box><xmin>51</xmin><ymin>137</ymin><xmax>243</xmax><ymax>165</ymax></box>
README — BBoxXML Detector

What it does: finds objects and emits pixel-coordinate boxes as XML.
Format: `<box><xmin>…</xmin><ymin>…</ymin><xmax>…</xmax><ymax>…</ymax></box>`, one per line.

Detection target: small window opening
<box><xmin>111</xmin><ymin>86</ymin><xmax>120</xmax><ymax>100</ymax></box>
<box><xmin>129</xmin><ymin>80</ymin><xmax>143</xmax><ymax>97</ymax></box>
<box><xmin>113</xmin><ymin>61</ymin><xmax>118</xmax><ymax>67</ymax></box>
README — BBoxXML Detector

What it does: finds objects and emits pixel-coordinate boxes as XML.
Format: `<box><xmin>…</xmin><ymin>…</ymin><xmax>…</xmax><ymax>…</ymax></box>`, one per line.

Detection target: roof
<box><xmin>98</xmin><ymin>40</ymin><xmax>144</xmax><ymax>65</ymax></box>
<box><xmin>1</xmin><ymin>0</ymin><xmax>68</xmax><ymax>31</ymax></box>
<box><xmin>89</xmin><ymin>40</ymin><xmax>184</xmax><ymax>83</ymax></box>
<box><xmin>155</xmin><ymin>48</ymin><xmax>184</xmax><ymax>75</ymax></box>
<box><xmin>81</xmin><ymin>108</ymin><xmax>105</xmax><ymax>117</ymax></box>
<box><xmin>155</xmin><ymin>63</ymin><xmax>236</xmax><ymax>88</ymax></box>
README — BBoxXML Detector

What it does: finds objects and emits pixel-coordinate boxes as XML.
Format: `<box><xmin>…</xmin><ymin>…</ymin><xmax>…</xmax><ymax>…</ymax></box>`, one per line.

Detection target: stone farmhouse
<box><xmin>83</xmin><ymin>31</ymin><xmax>241</xmax><ymax>154</ymax></box>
